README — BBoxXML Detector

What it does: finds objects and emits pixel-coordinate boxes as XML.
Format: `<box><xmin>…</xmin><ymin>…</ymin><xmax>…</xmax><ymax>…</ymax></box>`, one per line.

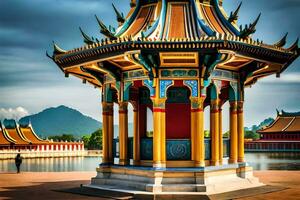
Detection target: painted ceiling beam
<box><xmin>98</xmin><ymin>61</ymin><xmax>121</xmax><ymax>81</ymax></box>
<box><xmin>80</xmin><ymin>66</ymin><xmax>104</xmax><ymax>86</ymax></box>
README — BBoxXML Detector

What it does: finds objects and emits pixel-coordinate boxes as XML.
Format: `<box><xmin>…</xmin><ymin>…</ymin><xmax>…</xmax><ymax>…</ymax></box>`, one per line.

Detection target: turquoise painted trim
<box><xmin>115</xmin><ymin>0</ymin><xmax>142</xmax><ymax>37</ymax></box>
<box><xmin>3</xmin><ymin>119</ymin><xmax>17</xmax><ymax>129</ymax></box>
<box><xmin>188</xmin><ymin>0</ymin><xmax>200</xmax><ymax>37</ymax></box>
<box><xmin>190</xmin><ymin>0</ymin><xmax>215</xmax><ymax>36</ymax></box>
<box><xmin>228</xmin><ymin>83</ymin><xmax>237</xmax><ymax>101</ymax></box>
<box><xmin>184</xmin><ymin>80</ymin><xmax>198</xmax><ymax>97</ymax></box>
<box><xmin>212</xmin><ymin>0</ymin><xmax>240</xmax><ymax>36</ymax></box>
<box><xmin>123</xmin><ymin>82</ymin><xmax>133</xmax><ymax>101</ymax></box>
<box><xmin>159</xmin><ymin>0</ymin><xmax>168</xmax><ymax>39</ymax></box>
<box><xmin>160</xmin><ymin>80</ymin><xmax>173</xmax><ymax>98</ymax></box>
<box><xmin>143</xmin><ymin>2</ymin><xmax>162</xmax><ymax>38</ymax></box>
<box><xmin>138</xmin><ymin>54</ymin><xmax>152</xmax><ymax>72</ymax></box>
<box><xmin>210</xmin><ymin>83</ymin><xmax>218</xmax><ymax>100</ymax></box>
<box><xmin>143</xmin><ymin>80</ymin><xmax>155</xmax><ymax>97</ymax></box>
<box><xmin>104</xmin><ymin>86</ymin><xmax>112</xmax><ymax>102</ymax></box>
<box><xmin>207</xmin><ymin>54</ymin><xmax>223</xmax><ymax>75</ymax></box>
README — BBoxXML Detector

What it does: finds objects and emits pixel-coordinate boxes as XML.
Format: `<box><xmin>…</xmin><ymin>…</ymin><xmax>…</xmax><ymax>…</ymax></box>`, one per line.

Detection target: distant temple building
<box><xmin>245</xmin><ymin>110</ymin><xmax>300</xmax><ymax>152</ymax></box>
<box><xmin>0</xmin><ymin>119</ymin><xmax>84</xmax><ymax>158</ymax></box>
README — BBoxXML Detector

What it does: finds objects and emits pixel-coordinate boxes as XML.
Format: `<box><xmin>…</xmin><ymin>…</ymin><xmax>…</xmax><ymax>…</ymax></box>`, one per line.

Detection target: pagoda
<box><xmin>49</xmin><ymin>0</ymin><xmax>299</xmax><ymax>195</ymax></box>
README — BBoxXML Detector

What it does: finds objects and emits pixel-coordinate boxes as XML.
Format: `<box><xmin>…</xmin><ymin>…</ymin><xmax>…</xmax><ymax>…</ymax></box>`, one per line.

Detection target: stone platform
<box><xmin>89</xmin><ymin>163</ymin><xmax>263</xmax><ymax>195</ymax></box>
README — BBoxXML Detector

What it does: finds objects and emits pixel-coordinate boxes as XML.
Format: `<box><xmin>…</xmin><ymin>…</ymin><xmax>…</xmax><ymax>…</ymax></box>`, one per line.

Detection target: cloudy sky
<box><xmin>0</xmin><ymin>0</ymin><xmax>299</xmax><ymax>130</ymax></box>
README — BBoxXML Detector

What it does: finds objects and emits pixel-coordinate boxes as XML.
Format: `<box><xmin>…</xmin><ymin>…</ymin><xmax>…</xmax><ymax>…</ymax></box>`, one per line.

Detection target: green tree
<box><xmin>81</xmin><ymin>129</ymin><xmax>102</xmax><ymax>150</ymax></box>
<box><xmin>48</xmin><ymin>134</ymin><xmax>76</xmax><ymax>142</ymax></box>
<box><xmin>81</xmin><ymin>135</ymin><xmax>90</xmax><ymax>148</ymax></box>
<box><xmin>223</xmin><ymin>131</ymin><xmax>230</xmax><ymax>138</ymax></box>
<box><xmin>204</xmin><ymin>130</ymin><xmax>210</xmax><ymax>138</ymax></box>
<box><xmin>244</xmin><ymin>130</ymin><xmax>260</xmax><ymax>140</ymax></box>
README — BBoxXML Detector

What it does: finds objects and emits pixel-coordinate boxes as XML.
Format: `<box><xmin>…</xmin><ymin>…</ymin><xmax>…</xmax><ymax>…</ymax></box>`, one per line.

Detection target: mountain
<box><xmin>19</xmin><ymin>105</ymin><xmax>102</xmax><ymax>138</ymax></box>
<box><xmin>245</xmin><ymin>117</ymin><xmax>274</xmax><ymax>132</ymax></box>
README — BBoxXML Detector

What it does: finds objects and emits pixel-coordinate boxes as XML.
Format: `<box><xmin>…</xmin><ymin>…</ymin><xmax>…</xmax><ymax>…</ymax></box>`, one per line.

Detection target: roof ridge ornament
<box><xmin>274</xmin><ymin>32</ymin><xmax>288</xmax><ymax>48</ymax></box>
<box><xmin>287</xmin><ymin>37</ymin><xmax>299</xmax><ymax>52</ymax></box>
<box><xmin>228</xmin><ymin>2</ymin><xmax>242</xmax><ymax>23</ymax></box>
<box><xmin>52</xmin><ymin>41</ymin><xmax>66</xmax><ymax>55</ymax></box>
<box><xmin>79</xmin><ymin>27</ymin><xmax>95</xmax><ymax>45</ymax></box>
<box><xmin>95</xmin><ymin>15</ymin><xmax>117</xmax><ymax>39</ymax></box>
<box><xmin>240</xmin><ymin>13</ymin><xmax>261</xmax><ymax>39</ymax></box>
<box><xmin>112</xmin><ymin>3</ymin><xmax>125</xmax><ymax>24</ymax></box>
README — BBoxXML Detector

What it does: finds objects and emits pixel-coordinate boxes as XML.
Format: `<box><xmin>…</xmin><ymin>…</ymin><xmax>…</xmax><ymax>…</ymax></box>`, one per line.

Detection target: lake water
<box><xmin>0</xmin><ymin>153</ymin><xmax>300</xmax><ymax>172</ymax></box>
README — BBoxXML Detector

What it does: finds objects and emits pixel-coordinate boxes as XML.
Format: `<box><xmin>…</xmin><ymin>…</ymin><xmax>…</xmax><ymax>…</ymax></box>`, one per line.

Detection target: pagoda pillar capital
<box><xmin>151</xmin><ymin>98</ymin><xmax>166</xmax><ymax>110</ymax></box>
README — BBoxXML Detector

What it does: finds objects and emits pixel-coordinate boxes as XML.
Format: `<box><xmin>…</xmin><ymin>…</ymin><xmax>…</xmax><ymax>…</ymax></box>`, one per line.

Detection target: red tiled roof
<box><xmin>258</xmin><ymin>114</ymin><xmax>300</xmax><ymax>134</ymax></box>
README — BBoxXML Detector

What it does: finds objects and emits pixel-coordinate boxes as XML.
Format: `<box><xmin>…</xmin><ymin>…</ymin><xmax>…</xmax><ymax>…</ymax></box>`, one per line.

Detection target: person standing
<box><xmin>15</xmin><ymin>153</ymin><xmax>22</xmax><ymax>173</ymax></box>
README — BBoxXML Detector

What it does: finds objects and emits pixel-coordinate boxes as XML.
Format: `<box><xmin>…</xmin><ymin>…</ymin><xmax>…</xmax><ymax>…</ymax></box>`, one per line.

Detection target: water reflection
<box><xmin>245</xmin><ymin>152</ymin><xmax>300</xmax><ymax>170</ymax></box>
<box><xmin>0</xmin><ymin>153</ymin><xmax>299</xmax><ymax>172</ymax></box>
<box><xmin>0</xmin><ymin>157</ymin><xmax>102</xmax><ymax>172</ymax></box>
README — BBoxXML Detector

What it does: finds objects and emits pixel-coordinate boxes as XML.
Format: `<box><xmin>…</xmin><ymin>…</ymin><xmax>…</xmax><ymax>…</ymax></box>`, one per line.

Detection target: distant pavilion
<box><xmin>245</xmin><ymin>110</ymin><xmax>300</xmax><ymax>152</ymax></box>
<box><xmin>0</xmin><ymin>119</ymin><xmax>83</xmax><ymax>152</ymax></box>
<box><xmin>50</xmin><ymin>0</ymin><xmax>299</xmax><ymax>195</ymax></box>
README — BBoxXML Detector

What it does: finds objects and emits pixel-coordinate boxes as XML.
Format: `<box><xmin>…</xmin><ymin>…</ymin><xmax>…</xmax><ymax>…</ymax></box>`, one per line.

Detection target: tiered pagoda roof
<box><xmin>0</xmin><ymin>121</ymin><xmax>15</xmax><ymax>145</ymax></box>
<box><xmin>258</xmin><ymin>110</ymin><xmax>300</xmax><ymax>134</ymax></box>
<box><xmin>50</xmin><ymin>0</ymin><xmax>299</xmax><ymax>88</ymax></box>
<box><xmin>0</xmin><ymin>120</ymin><xmax>84</xmax><ymax>146</ymax></box>
<box><xmin>3</xmin><ymin>120</ymin><xmax>30</xmax><ymax>145</ymax></box>
<box><xmin>19</xmin><ymin>121</ymin><xmax>49</xmax><ymax>144</ymax></box>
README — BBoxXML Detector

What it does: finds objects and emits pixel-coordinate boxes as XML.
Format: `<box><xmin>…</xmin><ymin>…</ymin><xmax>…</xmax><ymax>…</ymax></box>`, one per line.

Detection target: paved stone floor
<box><xmin>0</xmin><ymin>171</ymin><xmax>299</xmax><ymax>200</ymax></box>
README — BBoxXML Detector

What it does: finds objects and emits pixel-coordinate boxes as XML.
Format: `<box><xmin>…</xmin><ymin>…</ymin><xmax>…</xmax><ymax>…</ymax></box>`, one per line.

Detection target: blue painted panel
<box><xmin>184</xmin><ymin>80</ymin><xmax>198</xmax><ymax>97</ymax></box>
<box><xmin>160</xmin><ymin>80</ymin><xmax>173</xmax><ymax>98</ymax></box>
<box><xmin>167</xmin><ymin>139</ymin><xmax>191</xmax><ymax>160</ymax></box>
<box><xmin>140</xmin><ymin>138</ymin><xmax>153</xmax><ymax>160</ymax></box>
<box><xmin>223</xmin><ymin>138</ymin><xmax>230</xmax><ymax>158</ymax></box>
<box><xmin>113</xmin><ymin>139</ymin><xmax>119</xmax><ymax>158</ymax></box>
<box><xmin>128</xmin><ymin>137</ymin><xmax>133</xmax><ymax>159</ymax></box>
<box><xmin>141</xmin><ymin>139</ymin><xmax>191</xmax><ymax>160</ymax></box>
<box><xmin>112</xmin><ymin>138</ymin><xmax>226</xmax><ymax>161</ymax></box>
<box><xmin>205</xmin><ymin>138</ymin><xmax>211</xmax><ymax>160</ymax></box>
<box><xmin>143</xmin><ymin>80</ymin><xmax>155</xmax><ymax>97</ymax></box>
<box><xmin>113</xmin><ymin>138</ymin><xmax>134</xmax><ymax>159</ymax></box>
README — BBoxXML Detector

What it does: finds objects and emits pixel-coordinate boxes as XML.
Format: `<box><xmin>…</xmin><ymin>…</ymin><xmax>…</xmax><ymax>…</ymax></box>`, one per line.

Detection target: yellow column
<box><xmin>210</xmin><ymin>100</ymin><xmax>219</xmax><ymax>166</ymax></box>
<box><xmin>229</xmin><ymin>101</ymin><xmax>238</xmax><ymax>164</ymax></box>
<box><xmin>238</xmin><ymin>101</ymin><xmax>245</xmax><ymax>163</ymax></box>
<box><xmin>119</xmin><ymin>102</ymin><xmax>128</xmax><ymax>165</ymax></box>
<box><xmin>102</xmin><ymin>102</ymin><xmax>114</xmax><ymax>164</ymax></box>
<box><xmin>133</xmin><ymin>102</ymin><xmax>140</xmax><ymax>165</ymax></box>
<box><xmin>219</xmin><ymin>106</ymin><xmax>223</xmax><ymax>165</ymax></box>
<box><xmin>190</xmin><ymin>99</ymin><xmax>197</xmax><ymax>161</ymax></box>
<box><xmin>152</xmin><ymin>98</ymin><xmax>166</xmax><ymax>168</ymax></box>
<box><xmin>192</xmin><ymin>97</ymin><xmax>205</xmax><ymax>167</ymax></box>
